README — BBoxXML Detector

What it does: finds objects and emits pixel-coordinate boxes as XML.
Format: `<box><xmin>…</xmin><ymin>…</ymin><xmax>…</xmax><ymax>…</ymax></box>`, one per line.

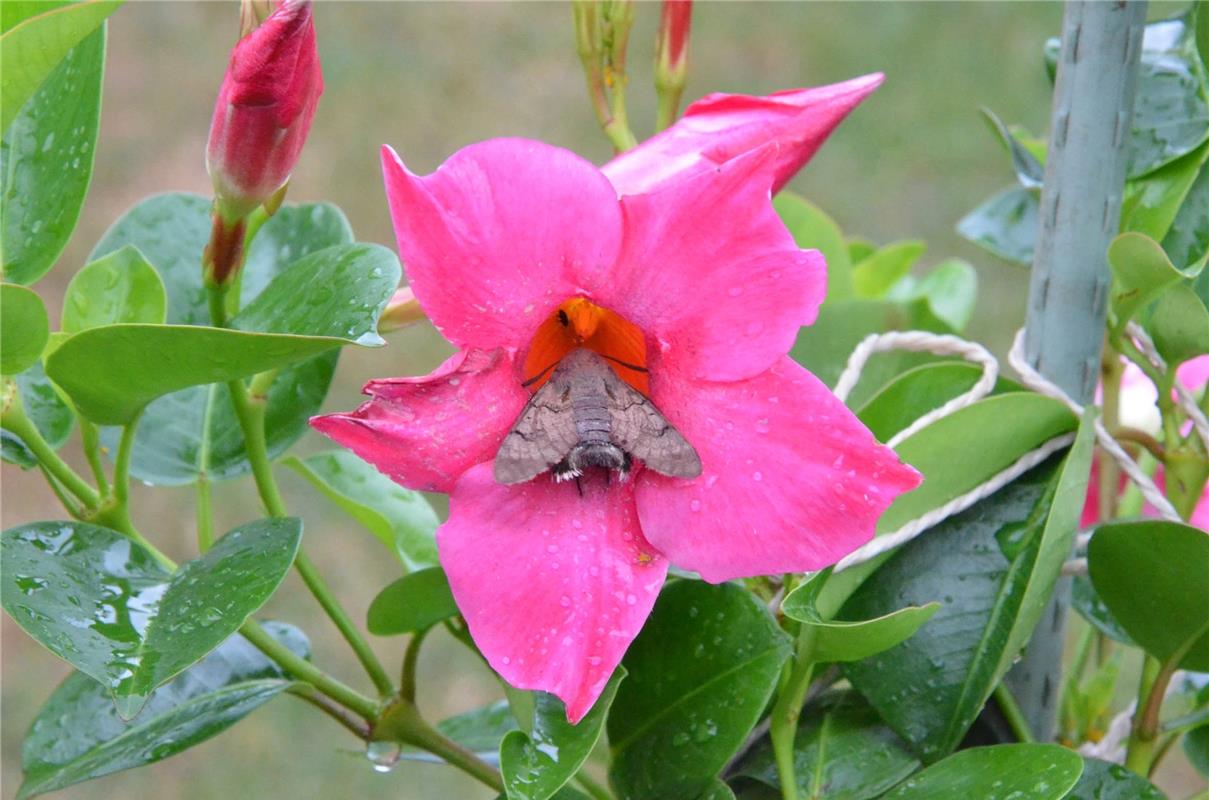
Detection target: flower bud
<box><xmin>655</xmin><ymin>1</ymin><xmax>691</xmax><ymax>89</ymax></box>
<box><xmin>206</xmin><ymin>0</ymin><xmax>323</xmax><ymax>220</ymax></box>
<box><xmin>378</xmin><ymin>287</ymin><xmax>427</xmax><ymax>333</ymax></box>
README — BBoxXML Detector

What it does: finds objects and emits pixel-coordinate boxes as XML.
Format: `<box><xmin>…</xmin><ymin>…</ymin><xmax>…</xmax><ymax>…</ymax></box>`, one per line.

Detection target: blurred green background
<box><xmin>3</xmin><ymin>2</ymin><xmax>1199</xmax><ymax>798</ymax></box>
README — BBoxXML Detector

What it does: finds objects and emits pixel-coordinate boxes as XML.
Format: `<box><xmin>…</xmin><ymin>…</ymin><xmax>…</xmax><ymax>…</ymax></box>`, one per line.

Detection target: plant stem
<box><xmin>575</xmin><ymin>770</ymin><xmax>615</xmax><ymax>800</ymax></box>
<box><xmin>195</xmin><ymin>477</ymin><xmax>215</xmax><ymax>552</ymax></box>
<box><xmin>400</xmin><ymin>627</ymin><xmax>429</xmax><ymax>704</ymax></box>
<box><xmin>79</xmin><ymin>419</ymin><xmax>111</xmax><ymax>495</ymax></box>
<box><xmin>2</xmin><ymin>397</ymin><xmax>99</xmax><ymax>509</ymax></box>
<box><xmin>112</xmin><ymin>415</ymin><xmax>139</xmax><ymax>510</ymax></box>
<box><xmin>395</xmin><ymin>711</ymin><xmax>505</xmax><ymax>793</ymax></box>
<box><xmin>769</xmin><ymin>626</ymin><xmax>818</xmax><ymax>800</ymax></box>
<box><xmin>1125</xmin><ymin>654</ymin><xmax>1164</xmax><ymax>774</ymax></box>
<box><xmin>241</xmin><ymin>619</ymin><xmax>379</xmax><ymax>720</ymax></box>
<box><xmin>37</xmin><ymin>463</ymin><xmax>83</xmax><ymax>518</ymax></box>
<box><xmin>994</xmin><ymin>682</ymin><xmax>1036</xmax><ymax>743</ymax></box>
<box><xmin>287</xmin><ymin>683</ymin><xmax>372</xmax><ymax>739</ymax></box>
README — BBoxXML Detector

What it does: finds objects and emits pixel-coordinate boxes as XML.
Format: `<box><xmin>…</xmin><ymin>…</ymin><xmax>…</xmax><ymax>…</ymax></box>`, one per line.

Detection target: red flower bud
<box><xmin>206</xmin><ymin>0</ymin><xmax>323</xmax><ymax>219</ymax></box>
<box><xmin>655</xmin><ymin>0</ymin><xmax>691</xmax><ymax>81</ymax></box>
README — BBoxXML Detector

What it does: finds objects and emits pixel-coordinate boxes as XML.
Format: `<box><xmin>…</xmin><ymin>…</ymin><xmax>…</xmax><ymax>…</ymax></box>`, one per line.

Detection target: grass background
<box><xmin>2</xmin><ymin>2</ymin><xmax>1201</xmax><ymax>798</ymax></box>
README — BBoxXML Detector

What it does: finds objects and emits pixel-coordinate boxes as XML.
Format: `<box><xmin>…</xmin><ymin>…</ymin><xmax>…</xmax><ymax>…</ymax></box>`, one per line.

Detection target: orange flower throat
<box><xmin>522</xmin><ymin>297</ymin><xmax>650</xmax><ymax>395</ymax></box>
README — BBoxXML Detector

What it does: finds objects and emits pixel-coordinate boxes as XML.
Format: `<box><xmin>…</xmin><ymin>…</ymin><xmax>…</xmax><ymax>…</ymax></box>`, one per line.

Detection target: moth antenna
<box><xmin>521</xmin><ymin>361</ymin><xmax>559</xmax><ymax>388</ymax></box>
<box><xmin>599</xmin><ymin>354</ymin><xmax>649</xmax><ymax>374</ymax></box>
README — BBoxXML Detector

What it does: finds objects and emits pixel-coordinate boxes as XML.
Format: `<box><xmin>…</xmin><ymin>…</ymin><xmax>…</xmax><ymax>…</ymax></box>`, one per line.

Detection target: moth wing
<box><xmin>605</xmin><ymin>371</ymin><xmax>703</xmax><ymax>479</ymax></box>
<box><xmin>493</xmin><ymin>374</ymin><xmax>579</xmax><ymax>484</ymax></box>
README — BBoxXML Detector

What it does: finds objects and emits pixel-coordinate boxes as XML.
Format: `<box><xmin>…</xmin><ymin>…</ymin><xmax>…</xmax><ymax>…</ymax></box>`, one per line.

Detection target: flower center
<box><xmin>522</xmin><ymin>297</ymin><xmax>649</xmax><ymax>394</ymax></box>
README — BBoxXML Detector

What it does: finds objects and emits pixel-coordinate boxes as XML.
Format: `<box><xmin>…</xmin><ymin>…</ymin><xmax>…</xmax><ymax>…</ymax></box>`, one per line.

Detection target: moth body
<box><xmin>494</xmin><ymin>348</ymin><xmax>702</xmax><ymax>485</ymax></box>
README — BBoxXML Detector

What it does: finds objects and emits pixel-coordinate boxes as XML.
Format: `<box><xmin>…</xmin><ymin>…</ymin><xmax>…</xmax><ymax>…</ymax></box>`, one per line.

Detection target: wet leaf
<box><xmin>879</xmin><ymin>744</ymin><xmax>1082</xmax><ymax>799</ymax></box>
<box><xmin>1064</xmin><ymin>757</ymin><xmax>1167</xmax><ymax>799</ymax></box>
<box><xmin>1</xmin><ymin>518</ymin><xmax>301</xmax><ymax>717</ymax></box>
<box><xmin>18</xmin><ymin>622</ymin><xmax>307</xmax><ymax>799</ymax></box>
<box><xmin>0</xmin><ymin>23</ymin><xmax>104</xmax><ymax>284</ymax></box>
<box><xmin>500</xmin><ymin>669</ymin><xmax>624</xmax><ymax>800</ymax></box>
<box><xmin>609</xmin><ymin>581</ymin><xmax>791</xmax><ymax>800</ymax></box>
<box><xmin>435</xmin><ymin>701</ymin><xmax>518</xmax><ymax>757</ymax></box>
<box><xmin>854</xmin><ymin>362</ymin><xmax>1018</xmax><ymax>444</ymax></box>
<box><xmin>1</xmin><ymin>362</ymin><xmax>73</xmax><ymax>469</ymax></box>
<box><xmin>61</xmin><ymin>245</ymin><xmax>166</xmax><ymax>332</ymax></box>
<box><xmin>956</xmin><ymin>186</ymin><xmax>1038</xmax><ymax>266</ymax></box>
<box><xmin>1</xmin><ymin>283</ymin><xmax>48</xmax><ymax>374</ymax></box>
<box><xmin>366</xmin><ymin>567</ymin><xmax>458</xmax><ymax>636</ymax></box>
<box><xmin>1107</xmin><ymin>232</ymin><xmax>1198</xmax><ymax>328</ymax></box>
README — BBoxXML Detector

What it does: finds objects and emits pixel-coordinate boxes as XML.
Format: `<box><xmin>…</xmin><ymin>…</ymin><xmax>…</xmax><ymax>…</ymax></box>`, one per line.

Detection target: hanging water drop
<box><xmin>365</xmin><ymin>740</ymin><xmax>401</xmax><ymax>773</ymax></box>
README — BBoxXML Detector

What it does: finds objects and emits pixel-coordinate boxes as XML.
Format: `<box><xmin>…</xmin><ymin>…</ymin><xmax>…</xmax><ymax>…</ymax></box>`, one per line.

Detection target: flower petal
<box><xmin>440</xmin><ymin>463</ymin><xmax>667</xmax><ymax>723</ymax></box>
<box><xmin>309</xmin><ymin>348</ymin><xmax>527</xmax><ymax>493</ymax></box>
<box><xmin>635</xmin><ymin>357</ymin><xmax>921</xmax><ymax>583</ymax></box>
<box><xmin>599</xmin><ymin>146</ymin><xmax>826</xmax><ymax>382</ymax></box>
<box><xmin>381</xmin><ymin>139</ymin><xmax>625</xmax><ymax>351</ymax></box>
<box><xmin>602</xmin><ymin>74</ymin><xmax>883</xmax><ymax>196</ymax></box>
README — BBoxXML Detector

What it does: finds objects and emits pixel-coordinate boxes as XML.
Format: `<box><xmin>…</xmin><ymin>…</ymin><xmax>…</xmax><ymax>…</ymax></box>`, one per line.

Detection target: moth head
<box><xmin>559</xmin><ymin>297</ymin><xmax>603</xmax><ymax>344</ymax></box>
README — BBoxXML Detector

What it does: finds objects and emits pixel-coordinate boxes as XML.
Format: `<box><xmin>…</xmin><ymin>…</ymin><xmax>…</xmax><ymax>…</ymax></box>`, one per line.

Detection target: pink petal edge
<box><xmin>636</xmin><ymin>356</ymin><xmax>921</xmax><ymax>582</ymax></box>
<box><xmin>440</xmin><ymin>463</ymin><xmax>668</xmax><ymax>723</ymax></box>
<box><xmin>309</xmin><ymin>348</ymin><xmax>528</xmax><ymax>494</ymax></box>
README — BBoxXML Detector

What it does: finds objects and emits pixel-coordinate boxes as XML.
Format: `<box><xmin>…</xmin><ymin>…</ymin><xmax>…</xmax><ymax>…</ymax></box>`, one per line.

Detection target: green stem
<box><xmin>195</xmin><ymin>477</ymin><xmax>214</xmax><ymax>552</ymax></box>
<box><xmin>769</xmin><ymin>626</ymin><xmax>818</xmax><ymax>800</ymax></box>
<box><xmin>240</xmin><ymin>619</ymin><xmax>379</xmax><ymax>720</ymax></box>
<box><xmin>400</xmin><ymin>627</ymin><xmax>429</xmax><ymax>705</ymax></box>
<box><xmin>79</xmin><ymin>419</ymin><xmax>111</xmax><ymax>496</ymax></box>
<box><xmin>994</xmin><ymin>682</ymin><xmax>1035</xmax><ymax>743</ymax></box>
<box><xmin>2</xmin><ymin>396</ymin><xmax>99</xmax><ymax>509</ymax></box>
<box><xmin>393</xmin><ymin>711</ymin><xmax>505</xmax><ymax>793</ymax></box>
<box><xmin>294</xmin><ymin>550</ymin><xmax>396</xmax><ymax>697</ymax></box>
<box><xmin>208</xmin><ymin>282</ymin><xmax>395</xmax><ymax>699</ymax></box>
<box><xmin>37</xmin><ymin>463</ymin><xmax>83</xmax><ymax>517</ymax></box>
<box><xmin>1125</xmin><ymin>654</ymin><xmax>1165</xmax><ymax>775</ymax></box>
<box><xmin>287</xmin><ymin>683</ymin><xmax>371</xmax><ymax>739</ymax></box>
<box><xmin>575</xmin><ymin>770</ymin><xmax>615</xmax><ymax>800</ymax></box>
<box><xmin>112</xmin><ymin>415</ymin><xmax>139</xmax><ymax>510</ymax></box>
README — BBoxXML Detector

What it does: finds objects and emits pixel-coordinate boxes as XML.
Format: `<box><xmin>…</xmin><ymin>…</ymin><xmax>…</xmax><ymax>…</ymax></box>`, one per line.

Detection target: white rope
<box><xmin>836</xmin><ymin>432</ymin><xmax>1076</xmax><ymax>572</ymax></box>
<box><xmin>1126</xmin><ymin>322</ymin><xmax>1209</xmax><ymax>453</ymax></box>
<box><xmin>832</xmin><ymin>332</ymin><xmax>1000</xmax><ymax>448</ymax></box>
<box><xmin>1009</xmin><ymin>328</ymin><xmax>1182</xmax><ymax>523</ymax></box>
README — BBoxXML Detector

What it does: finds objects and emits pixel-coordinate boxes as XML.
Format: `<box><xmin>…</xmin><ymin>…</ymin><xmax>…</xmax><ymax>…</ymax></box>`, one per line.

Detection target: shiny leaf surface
<box><xmin>879</xmin><ymin>744</ymin><xmax>1082</xmax><ymax>799</ymax></box>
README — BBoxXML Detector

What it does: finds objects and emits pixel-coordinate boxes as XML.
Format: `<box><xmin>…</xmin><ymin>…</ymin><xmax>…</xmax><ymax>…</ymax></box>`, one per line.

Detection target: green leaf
<box><xmin>1163</xmin><ymin>159</ymin><xmax>1209</xmax><ymax>271</ymax></box>
<box><xmin>366</xmin><ymin>567</ymin><xmax>458</xmax><ymax>636</ymax></box>
<box><xmin>1122</xmin><ymin>141</ymin><xmax>1209</xmax><ymax>242</ymax></box>
<box><xmin>698</xmin><ymin>780</ymin><xmax>736</xmax><ymax>800</ymax></box>
<box><xmin>773</xmin><ymin>192</ymin><xmax>853</xmax><ymax>301</ymax></box>
<box><xmin>1064</xmin><ymin>757</ymin><xmax>1167</xmax><ymax>799</ymax></box>
<box><xmin>88</xmin><ymin>196</ymin><xmax>368</xmax><ymax>484</ymax></box>
<box><xmin>981</xmin><ymin>107</ymin><xmax>1045</xmax><ymax>189</ymax></box>
<box><xmin>61</xmin><ymin>245</ymin><xmax>167</xmax><ymax>333</ymax></box>
<box><xmin>885</xmin><ymin>259</ymin><xmax>979</xmax><ymax>333</ymax></box>
<box><xmin>18</xmin><ymin>622</ymin><xmax>307</xmax><ymax>800</ymax></box>
<box><xmin>283</xmin><ymin>450</ymin><xmax>439</xmax><ymax>570</ymax></box>
<box><xmin>879</xmin><ymin>744</ymin><xmax>1082</xmax><ymax>800</ymax></box>
<box><xmin>1126</xmin><ymin>15</ymin><xmax>1209</xmax><ymax>179</ymax></box>
<box><xmin>1088</xmin><ymin>520</ymin><xmax>1209</xmax><ymax>671</ymax></box>
<box><xmin>0</xmin><ymin>24</ymin><xmax>104</xmax><ymax>285</ymax></box>
<box><xmin>0</xmin><ymin>0</ymin><xmax>120</xmax><ymax>131</ymax></box>
<box><xmin>782</xmin><ymin>571</ymin><xmax>939</xmax><ymax>663</ymax></box>
<box><xmin>1147</xmin><ymin>282</ymin><xmax>1209</xmax><ymax>365</ymax></box>
<box><xmin>1</xmin><ymin>518</ymin><xmax>301</xmax><ymax>717</ymax></box>
<box><xmin>46</xmin><ymin>324</ymin><xmax>345</xmax><ymax>425</ymax></box>
<box><xmin>1070</xmin><ymin>574</ymin><xmax>1136</xmax><ymax>646</ymax></box>
<box><xmin>1198</xmin><ymin>0</ymin><xmax>1209</xmax><ymax>71</ymax></box>
<box><xmin>608</xmin><ymin>581</ymin><xmax>791</xmax><ymax>800</ymax></box>
<box><xmin>1</xmin><ymin>283</ymin><xmax>48</xmax><ymax>374</ymax></box>
<box><xmin>2</xmin><ymin>362</ymin><xmax>74</xmax><ymax>468</ymax></box>
<box><xmin>842</xmin><ymin>458</ymin><xmax>1066</xmax><ymax>761</ymax></box>
<box><xmin>1107</xmin><ymin>232</ymin><xmax>1197</xmax><ymax>327</ymax></box>
<box><xmin>854</xmin><ymin>362</ymin><xmax>1015</xmax><ymax>444</ymax></box>
<box><xmin>435</xmin><ymin>701</ymin><xmax>519</xmax><ymax>757</ymax></box>
<box><xmin>851</xmin><ymin>240</ymin><xmax>925</xmax><ymax>299</ymax></box>
<box><xmin>732</xmin><ymin>691</ymin><xmax>919</xmax><ymax>800</ymax></box>
<box><xmin>878</xmin><ymin>393</ymin><xmax>1077</xmax><ymax>535</ymax></box>
<box><xmin>790</xmin><ymin>297</ymin><xmax>954</xmax><ymax>396</ymax></box>
<box><xmin>956</xmin><ymin>186</ymin><xmax>1038</xmax><ymax>266</ymax></box>
<box><xmin>500</xmin><ymin>668</ymin><xmax>624</xmax><ymax>800</ymax></box>
<box><xmin>229</xmin><ymin>243</ymin><xmax>399</xmax><ymax>346</ymax></box>
<box><xmin>1186</xmin><ymin>724</ymin><xmax>1209</xmax><ymax>778</ymax></box>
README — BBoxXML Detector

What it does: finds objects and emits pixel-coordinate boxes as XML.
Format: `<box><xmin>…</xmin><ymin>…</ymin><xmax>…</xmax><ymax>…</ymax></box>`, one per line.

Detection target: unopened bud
<box><xmin>206</xmin><ymin>0</ymin><xmax>323</xmax><ymax>221</ymax></box>
<box><xmin>655</xmin><ymin>1</ymin><xmax>691</xmax><ymax>86</ymax></box>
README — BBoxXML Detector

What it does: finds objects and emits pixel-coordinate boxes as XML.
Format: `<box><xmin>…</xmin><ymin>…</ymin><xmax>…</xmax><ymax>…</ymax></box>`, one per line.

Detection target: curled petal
<box><xmin>440</xmin><ymin>464</ymin><xmax>668</xmax><ymax>723</ymax></box>
<box><xmin>599</xmin><ymin>146</ymin><xmax>825</xmax><ymax>382</ymax></box>
<box><xmin>381</xmin><ymin>139</ymin><xmax>624</xmax><ymax>352</ymax></box>
<box><xmin>309</xmin><ymin>348</ymin><xmax>527</xmax><ymax>493</ymax></box>
<box><xmin>602</xmin><ymin>74</ymin><xmax>883</xmax><ymax>196</ymax></box>
<box><xmin>636</xmin><ymin>357</ymin><xmax>921</xmax><ymax>583</ymax></box>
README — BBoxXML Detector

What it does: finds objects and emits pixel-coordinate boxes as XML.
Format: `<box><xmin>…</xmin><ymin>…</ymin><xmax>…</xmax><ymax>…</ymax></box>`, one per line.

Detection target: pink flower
<box><xmin>313</xmin><ymin>81</ymin><xmax>918</xmax><ymax>722</ymax></box>
<box><xmin>206</xmin><ymin>0</ymin><xmax>323</xmax><ymax>218</ymax></box>
<box><xmin>1082</xmin><ymin>356</ymin><xmax>1209</xmax><ymax>529</ymax></box>
<box><xmin>602</xmin><ymin>73</ymin><xmax>883</xmax><ymax>197</ymax></box>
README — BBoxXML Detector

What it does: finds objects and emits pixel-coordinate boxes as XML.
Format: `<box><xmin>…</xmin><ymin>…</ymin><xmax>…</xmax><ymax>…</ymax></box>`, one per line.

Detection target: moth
<box><xmin>494</xmin><ymin>348</ymin><xmax>703</xmax><ymax>485</ymax></box>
